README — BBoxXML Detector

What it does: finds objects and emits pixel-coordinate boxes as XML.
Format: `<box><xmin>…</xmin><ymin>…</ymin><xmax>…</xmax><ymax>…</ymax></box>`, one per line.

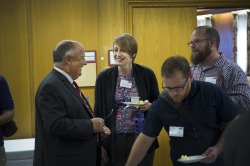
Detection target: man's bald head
<box><xmin>53</xmin><ymin>40</ymin><xmax>83</xmax><ymax>63</ymax></box>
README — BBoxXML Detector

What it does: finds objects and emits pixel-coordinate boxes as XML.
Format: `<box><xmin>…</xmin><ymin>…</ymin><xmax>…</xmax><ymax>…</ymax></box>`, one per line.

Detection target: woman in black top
<box><xmin>94</xmin><ymin>34</ymin><xmax>159</xmax><ymax>166</ymax></box>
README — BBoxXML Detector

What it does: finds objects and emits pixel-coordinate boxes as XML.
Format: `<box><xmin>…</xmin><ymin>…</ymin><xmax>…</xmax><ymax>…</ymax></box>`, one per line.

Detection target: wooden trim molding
<box><xmin>124</xmin><ymin>0</ymin><xmax>250</xmax><ymax>32</ymax></box>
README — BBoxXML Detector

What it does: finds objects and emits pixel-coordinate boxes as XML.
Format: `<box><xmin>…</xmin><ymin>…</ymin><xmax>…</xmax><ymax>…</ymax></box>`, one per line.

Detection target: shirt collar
<box><xmin>183</xmin><ymin>80</ymin><xmax>198</xmax><ymax>103</ymax></box>
<box><xmin>54</xmin><ymin>66</ymin><xmax>73</xmax><ymax>84</ymax></box>
<box><xmin>211</xmin><ymin>53</ymin><xmax>226</xmax><ymax>67</ymax></box>
<box><xmin>193</xmin><ymin>53</ymin><xmax>226</xmax><ymax>70</ymax></box>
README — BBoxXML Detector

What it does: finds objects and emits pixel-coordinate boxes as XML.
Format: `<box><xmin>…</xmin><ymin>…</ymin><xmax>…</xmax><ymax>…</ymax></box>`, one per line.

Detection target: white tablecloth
<box><xmin>4</xmin><ymin>138</ymin><xmax>34</xmax><ymax>166</ymax></box>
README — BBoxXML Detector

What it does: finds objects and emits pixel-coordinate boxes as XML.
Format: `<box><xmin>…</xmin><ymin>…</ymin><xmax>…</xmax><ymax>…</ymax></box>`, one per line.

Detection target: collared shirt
<box><xmin>143</xmin><ymin>80</ymin><xmax>238</xmax><ymax>166</ymax></box>
<box><xmin>54</xmin><ymin>66</ymin><xmax>73</xmax><ymax>84</ymax></box>
<box><xmin>191</xmin><ymin>53</ymin><xmax>250</xmax><ymax>114</ymax></box>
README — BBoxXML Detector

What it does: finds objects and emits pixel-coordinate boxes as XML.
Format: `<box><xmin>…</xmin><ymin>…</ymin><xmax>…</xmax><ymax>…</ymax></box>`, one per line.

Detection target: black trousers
<box><xmin>106</xmin><ymin>133</ymin><xmax>154</xmax><ymax>166</ymax></box>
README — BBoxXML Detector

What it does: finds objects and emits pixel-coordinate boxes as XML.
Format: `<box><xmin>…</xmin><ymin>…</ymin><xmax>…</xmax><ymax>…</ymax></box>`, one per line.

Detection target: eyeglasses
<box><xmin>187</xmin><ymin>38</ymin><xmax>210</xmax><ymax>47</ymax></box>
<box><xmin>162</xmin><ymin>77</ymin><xmax>189</xmax><ymax>93</ymax></box>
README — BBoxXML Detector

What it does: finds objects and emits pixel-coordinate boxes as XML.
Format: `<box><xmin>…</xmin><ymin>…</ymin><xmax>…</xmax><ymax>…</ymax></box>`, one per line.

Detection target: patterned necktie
<box><xmin>73</xmin><ymin>81</ymin><xmax>94</xmax><ymax>118</ymax></box>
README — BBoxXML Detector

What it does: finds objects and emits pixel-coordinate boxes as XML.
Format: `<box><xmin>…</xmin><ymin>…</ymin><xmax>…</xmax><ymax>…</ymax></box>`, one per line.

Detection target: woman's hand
<box><xmin>139</xmin><ymin>100</ymin><xmax>152</xmax><ymax>112</ymax></box>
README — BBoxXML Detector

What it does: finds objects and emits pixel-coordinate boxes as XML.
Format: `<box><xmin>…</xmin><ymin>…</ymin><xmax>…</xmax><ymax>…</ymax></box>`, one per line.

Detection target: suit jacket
<box><xmin>34</xmin><ymin>69</ymin><xmax>98</xmax><ymax>166</ymax></box>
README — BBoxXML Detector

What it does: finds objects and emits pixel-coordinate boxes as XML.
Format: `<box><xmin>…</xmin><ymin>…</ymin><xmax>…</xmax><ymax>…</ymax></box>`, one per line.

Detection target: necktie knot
<box><xmin>73</xmin><ymin>81</ymin><xmax>79</xmax><ymax>88</ymax></box>
<box><xmin>73</xmin><ymin>81</ymin><xmax>81</xmax><ymax>95</ymax></box>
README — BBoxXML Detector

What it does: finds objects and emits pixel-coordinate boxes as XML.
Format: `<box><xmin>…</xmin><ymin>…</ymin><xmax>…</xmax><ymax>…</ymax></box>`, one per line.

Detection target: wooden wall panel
<box><xmin>29</xmin><ymin>0</ymin><xmax>100</xmax><ymax>134</ymax></box>
<box><xmin>97</xmin><ymin>0</ymin><xmax>126</xmax><ymax>72</ymax></box>
<box><xmin>0</xmin><ymin>0</ymin><xmax>32</xmax><ymax>138</ymax></box>
<box><xmin>30</xmin><ymin>0</ymin><xmax>99</xmax><ymax>91</ymax></box>
<box><xmin>133</xmin><ymin>7</ymin><xmax>196</xmax><ymax>88</ymax></box>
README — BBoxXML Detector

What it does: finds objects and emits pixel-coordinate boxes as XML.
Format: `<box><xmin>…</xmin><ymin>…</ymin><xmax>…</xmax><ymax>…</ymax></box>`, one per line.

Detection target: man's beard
<box><xmin>191</xmin><ymin>44</ymin><xmax>211</xmax><ymax>65</ymax></box>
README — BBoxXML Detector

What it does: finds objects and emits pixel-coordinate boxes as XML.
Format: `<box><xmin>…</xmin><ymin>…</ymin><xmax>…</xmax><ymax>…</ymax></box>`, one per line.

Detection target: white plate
<box><xmin>177</xmin><ymin>155</ymin><xmax>205</xmax><ymax>163</ymax></box>
<box><xmin>122</xmin><ymin>102</ymin><xmax>144</xmax><ymax>108</ymax></box>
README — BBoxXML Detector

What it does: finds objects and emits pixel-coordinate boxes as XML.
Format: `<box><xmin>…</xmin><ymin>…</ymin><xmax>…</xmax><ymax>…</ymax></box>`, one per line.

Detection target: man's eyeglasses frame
<box><xmin>162</xmin><ymin>77</ymin><xmax>189</xmax><ymax>93</ymax></box>
<box><xmin>187</xmin><ymin>38</ymin><xmax>211</xmax><ymax>47</ymax></box>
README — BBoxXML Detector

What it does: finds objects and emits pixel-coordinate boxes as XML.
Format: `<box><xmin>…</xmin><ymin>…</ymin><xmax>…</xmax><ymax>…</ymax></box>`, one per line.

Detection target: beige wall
<box><xmin>0</xmin><ymin>0</ymin><xmax>249</xmax><ymax>165</ymax></box>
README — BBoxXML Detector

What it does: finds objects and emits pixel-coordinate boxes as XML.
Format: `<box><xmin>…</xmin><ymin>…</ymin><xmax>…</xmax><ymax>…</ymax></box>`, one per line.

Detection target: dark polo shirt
<box><xmin>143</xmin><ymin>80</ymin><xmax>238</xmax><ymax>166</ymax></box>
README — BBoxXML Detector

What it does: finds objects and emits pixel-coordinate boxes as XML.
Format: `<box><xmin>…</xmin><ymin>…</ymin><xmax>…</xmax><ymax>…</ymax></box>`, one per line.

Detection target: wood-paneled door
<box><xmin>132</xmin><ymin>7</ymin><xmax>197</xmax><ymax>166</ymax></box>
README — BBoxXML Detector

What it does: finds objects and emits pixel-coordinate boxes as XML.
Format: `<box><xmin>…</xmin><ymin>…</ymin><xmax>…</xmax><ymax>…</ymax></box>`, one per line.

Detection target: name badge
<box><xmin>169</xmin><ymin>126</ymin><xmax>184</xmax><ymax>137</ymax></box>
<box><xmin>205</xmin><ymin>77</ymin><xmax>217</xmax><ymax>84</ymax></box>
<box><xmin>131</xmin><ymin>96</ymin><xmax>140</xmax><ymax>103</ymax></box>
<box><xmin>120</xmin><ymin>80</ymin><xmax>132</xmax><ymax>88</ymax></box>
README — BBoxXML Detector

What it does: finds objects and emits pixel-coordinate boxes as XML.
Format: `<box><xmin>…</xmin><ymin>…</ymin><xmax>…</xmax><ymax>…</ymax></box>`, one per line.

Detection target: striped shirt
<box><xmin>191</xmin><ymin>53</ymin><xmax>250</xmax><ymax>114</ymax></box>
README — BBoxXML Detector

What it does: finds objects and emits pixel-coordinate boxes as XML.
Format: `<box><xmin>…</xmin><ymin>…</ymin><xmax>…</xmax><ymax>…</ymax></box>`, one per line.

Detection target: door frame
<box><xmin>124</xmin><ymin>0</ymin><xmax>250</xmax><ymax>33</ymax></box>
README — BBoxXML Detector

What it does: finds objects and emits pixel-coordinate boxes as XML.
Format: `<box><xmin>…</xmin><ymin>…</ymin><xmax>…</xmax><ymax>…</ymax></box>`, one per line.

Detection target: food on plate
<box><xmin>181</xmin><ymin>155</ymin><xmax>189</xmax><ymax>160</ymax></box>
<box><xmin>132</xmin><ymin>100</ymin><xmax>144</xmax><ymax>104</ymax></box>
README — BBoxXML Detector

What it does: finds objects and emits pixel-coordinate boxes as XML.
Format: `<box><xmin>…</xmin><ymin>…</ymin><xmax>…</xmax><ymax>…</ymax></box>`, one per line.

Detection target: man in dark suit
<box><xmin>34</xmin><ymin>40</ymin><xmax>110</xmax><ymax>166</ymax></box>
